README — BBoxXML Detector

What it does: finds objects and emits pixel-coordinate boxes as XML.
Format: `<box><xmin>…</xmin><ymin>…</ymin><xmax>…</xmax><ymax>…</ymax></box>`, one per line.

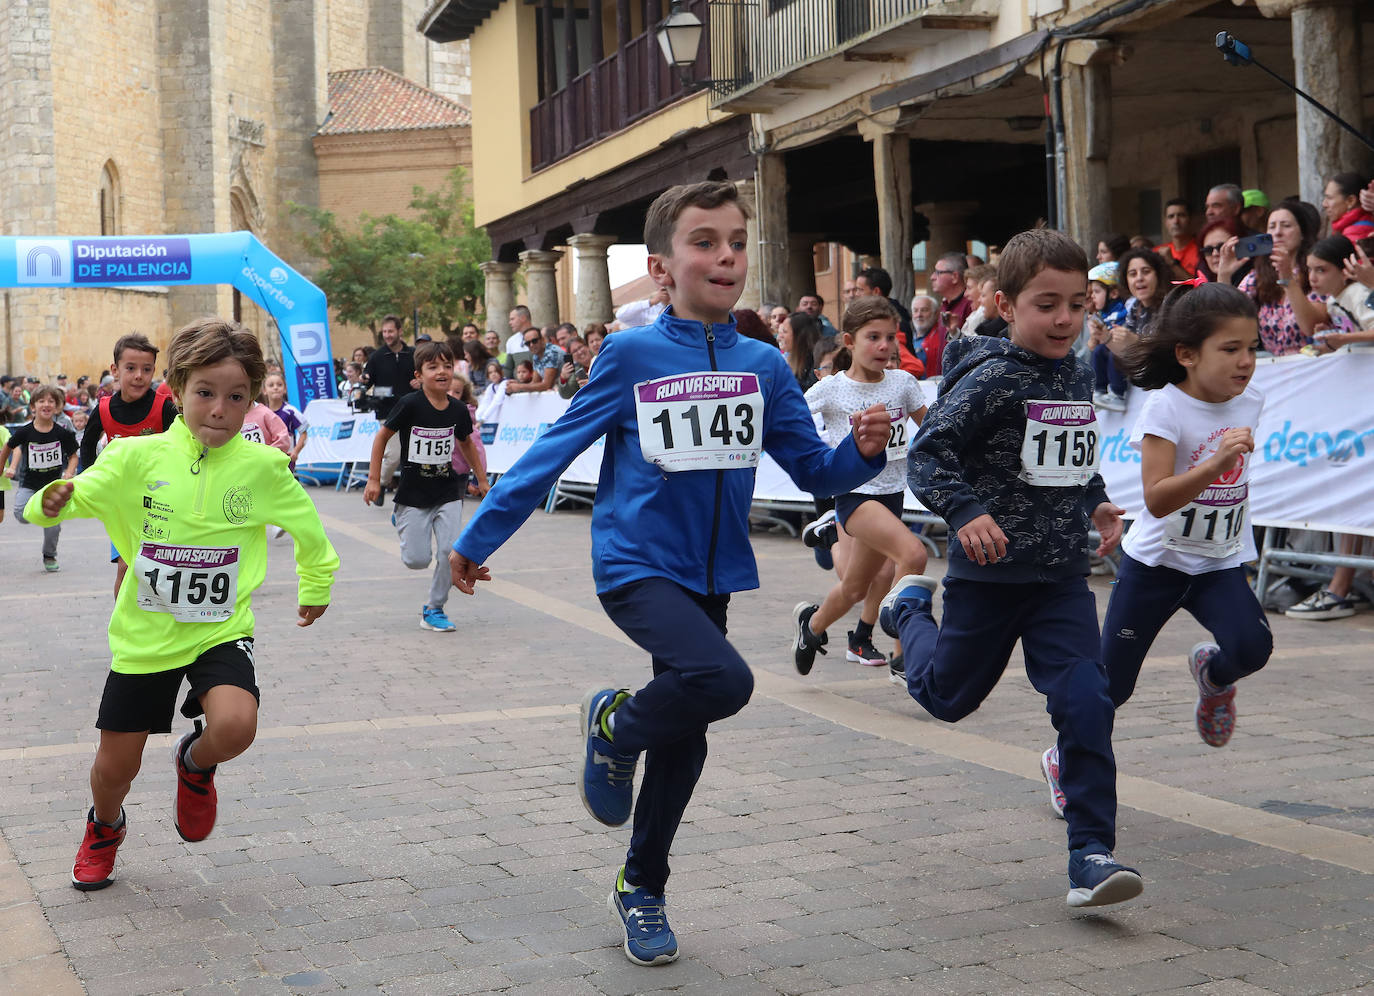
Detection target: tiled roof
<box><xmin>318</xmin><ymin>67</ymin><xmax>471</xmax><ymax>136</ymax></box>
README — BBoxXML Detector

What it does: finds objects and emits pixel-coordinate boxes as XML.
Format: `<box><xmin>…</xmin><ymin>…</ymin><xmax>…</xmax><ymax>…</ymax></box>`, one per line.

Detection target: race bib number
<box><xmin>1164</xmin><ymin>485</ymin><xmax>1248</xmax><ymax>558</ymax></box>
<box><xmin>28</xmin><ymin>440</ymin><xmax>62</xmax><ymax>471</ymax></box>
<box><xmin>409</xmin><ymin>426</ymin><xmax>454</xmax><ymax>465</ymax></box>
<box><xmin>1019</xmin><ymin>401</ymin><xmax>1100</xmax><ymax>486</ymax></box>
<box><xmin>240</xmin><ymin>423</ymin><xmax>264</xmax><ymax>444</ymax></box>
<box><xmin>135</xmin><ymin>543</ymin><xmax>239</xmax><ymax>622</ymax></box>
<box><xmin>635</xmin><ymin>371</ymin><xmax>764</xmax><ymax>472</ymax></box>
<box><xmin>883</xmin><ymin>405</ymin><xmax>910</xmax><ymax>463</ymax></box>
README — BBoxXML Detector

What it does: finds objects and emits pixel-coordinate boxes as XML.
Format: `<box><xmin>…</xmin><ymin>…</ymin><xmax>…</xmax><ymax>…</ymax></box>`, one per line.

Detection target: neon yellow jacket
<box><xmin>0</xmin><ymin>425</ymin><xmax>10</xmax><ymax>491</ymax></box>
<box><xmin>26</xmin><ymin>416</ymin><xmax>339</xmax><ymax>674</ymax></box>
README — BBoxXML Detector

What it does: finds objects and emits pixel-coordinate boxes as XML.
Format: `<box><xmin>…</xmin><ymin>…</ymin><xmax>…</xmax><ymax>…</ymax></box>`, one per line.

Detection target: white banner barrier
<box><xmin>301</xmin><ymin>353</ymin><xmax>1374</xmax><ymax>536</ymax></box>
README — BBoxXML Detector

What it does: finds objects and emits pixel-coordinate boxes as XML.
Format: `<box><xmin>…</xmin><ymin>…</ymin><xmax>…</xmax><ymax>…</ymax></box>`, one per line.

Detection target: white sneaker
<box><xmin>1100</xmin><ymin>392</ymin><xmax>1127</xmax><ymax>413</ymax></box>
<box><xmin>1284</xmin><ymin>589</ymin><xmax>1355</xmax><ymax>620</ymax></box>
<box><xmin>1092</xmin><ymin>390</ymin><xmax>1110</xmax><ymax>408</ymax></box>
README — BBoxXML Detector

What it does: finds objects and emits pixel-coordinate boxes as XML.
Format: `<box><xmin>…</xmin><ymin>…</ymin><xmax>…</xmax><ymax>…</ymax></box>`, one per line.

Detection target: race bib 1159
<box><xmin>635</xmin><ymin>371</ymin><xmax>764</xmax><ymax>472</ymax></box>
<box><xmin>1019</xmin><ymin>400</ymin><xmax>1100</xmax><ymax>486</ymax></box>
<box><xmin>135</xmin><ymin>543</ymin><xmax>239</xmax><ymax>623</ymax></box>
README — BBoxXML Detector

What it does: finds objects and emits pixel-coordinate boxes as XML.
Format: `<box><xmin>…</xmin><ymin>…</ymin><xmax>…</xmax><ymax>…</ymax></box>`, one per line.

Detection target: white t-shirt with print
<box><xmin>1121</xmin><ymin>382</ymin><xmax>1264</xmax><ymax>574</ymax></box>
<box><xmin>805</xmin><ymin>369</ymin><xmax>927</xmax><ymax>496</ymax></box>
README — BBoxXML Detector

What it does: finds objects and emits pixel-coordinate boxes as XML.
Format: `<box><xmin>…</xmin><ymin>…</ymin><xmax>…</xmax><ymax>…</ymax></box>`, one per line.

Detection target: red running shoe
<box><xmin>173</xmin><ymin>723</ymin><xmax>218</xmax><ymax>842</ymax></box>
<box><xmin>72</xmin><ymin>808</ymin><xmax>126</xmax><ymax>891</ymax></box>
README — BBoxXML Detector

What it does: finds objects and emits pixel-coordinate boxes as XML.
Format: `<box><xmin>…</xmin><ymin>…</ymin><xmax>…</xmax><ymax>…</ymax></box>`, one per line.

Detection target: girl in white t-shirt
<box><xmin>792</xmin><ymin>297</ymin><xmax>929</xmax><ymax>675</ymax></box>
<box><xmin>1040</xmin><ymin>280</ymin><xmax>1273</xmax><ymax>816</ymax></box>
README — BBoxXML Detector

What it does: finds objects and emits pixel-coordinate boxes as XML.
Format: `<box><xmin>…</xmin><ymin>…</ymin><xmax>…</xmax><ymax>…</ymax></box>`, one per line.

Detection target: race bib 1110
<box><xmin>1019</xmin><ymin>400</ymin><xmax>1100</xmax><ymax>486</ymax></box>
<box><xmin>635</xmin><ymin>371</ymin><xmax>764</xmax><ymax>472</ymax></box>
<box><xmin>1164</xmin><ymin>485</ymin><xmax>1248</xmax><ymax>558</ymax></box>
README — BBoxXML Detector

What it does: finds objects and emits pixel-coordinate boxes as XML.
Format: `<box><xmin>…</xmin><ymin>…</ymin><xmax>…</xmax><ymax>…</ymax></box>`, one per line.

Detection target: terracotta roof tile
<box><xmin>319</xmin><ymin>67</ymin><xmax>471</xmax><ymax>135</ymax></box>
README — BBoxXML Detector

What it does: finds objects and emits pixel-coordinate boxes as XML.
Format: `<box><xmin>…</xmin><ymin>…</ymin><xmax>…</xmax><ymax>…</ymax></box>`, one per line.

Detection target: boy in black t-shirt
<box><xmin>2</xmin><ymin>386</ymin><xmax>78</xmax><ymax>571</ymax></box>
<box><xmin>364</xmin><ymin>340</ymin><xmax>489</xmax><ymax>632</ymax></box>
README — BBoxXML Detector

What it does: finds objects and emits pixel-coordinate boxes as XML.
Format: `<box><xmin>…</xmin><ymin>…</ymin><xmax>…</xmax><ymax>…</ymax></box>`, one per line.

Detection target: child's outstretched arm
<box><xmin>1</xmin><ymin>444</ymin><xmax>16</xmax><ymax>479</ymax></box>
<box><xmin>362</xmin><ymin>426</ymin><xmax>395</xmax><ymax>506</ymax></box>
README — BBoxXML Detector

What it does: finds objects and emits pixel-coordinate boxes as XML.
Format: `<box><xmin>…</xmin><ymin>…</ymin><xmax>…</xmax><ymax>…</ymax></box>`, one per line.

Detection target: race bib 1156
<box><xmin>28</xmin><ymin>441</ymin><xmax>62</xmax><ymax>471</ymax></box>
<box><xmin>1019</xmin><ymin>400</ymin><xmax>1100</xmax><ymax>486</ymax></box>
<box><xmin>635</xmin><ymin>371</ymin><xmax>765</xmax><ymax>472</ymax></box>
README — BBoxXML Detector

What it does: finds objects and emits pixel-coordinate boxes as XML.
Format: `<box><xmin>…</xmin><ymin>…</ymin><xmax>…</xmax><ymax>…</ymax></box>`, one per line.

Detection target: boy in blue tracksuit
<box><xmin>449</xmin><ymin>181</ymin><xmax>890</xmax><ymax>965</ymax></box>
<box><xmin>879</xmin><ymin>228</ymin><xmax>1144</xmax><ymax>910</ymax></box>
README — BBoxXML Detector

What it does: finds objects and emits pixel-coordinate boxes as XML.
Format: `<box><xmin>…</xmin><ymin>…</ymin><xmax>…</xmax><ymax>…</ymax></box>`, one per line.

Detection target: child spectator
<box><xmin>364</xmin><ymin>340</ymin><xmax>489</xmax><ymax>633</ymax></box>
<box><xmin>26</xmin><ymin>318</ymin><xmax>338</xmax><ymax>890</ymax></box>
<box><xmin>1087</xmin><ymin>261</ymin><xmax>1128</xmax><ymax>411</ymax></box>
<box><xmin>476</xmin><ymin>361</ymin><xmax>507</xmax><ymax>425</ymax></box>
<box><xmin>513</xmin><ymin>360</ymin><xmax>534</xmax><ymax>385</ymax></box>
<box><xmin>339</xmin><ymin>361</ymin><xmax>364</xmax><ymax>398</ymax></box>
<box><xmin>1305</xmin><ymin>235</ymin><xmax>1370</xmax><ymax>349</ymax></box>
<box><xmin>3</xmin><ymin>385</ymin><xmax>79</xmax><ymax>571</ymax></box>
<box><xmin>880</xmin><ymin>228</ymin><xmax>1140</xmax><ymax>909</ymax></box>
<box><xmin>448</xmin><ymin>180</ymin><xmax>889</xmax><ymax>965</ymax></box>
<box><xmin>1042</xmin><ymin>282</ymin><xmax>1271</xmax><ymax>824</ymax></box>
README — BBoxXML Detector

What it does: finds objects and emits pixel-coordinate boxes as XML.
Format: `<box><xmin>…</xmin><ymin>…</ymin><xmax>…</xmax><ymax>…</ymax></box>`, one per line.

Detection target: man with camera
<box><xmin>362</xmin><ymin>314</ymin><xmax>417</xmax><ymax>495</ymax></box>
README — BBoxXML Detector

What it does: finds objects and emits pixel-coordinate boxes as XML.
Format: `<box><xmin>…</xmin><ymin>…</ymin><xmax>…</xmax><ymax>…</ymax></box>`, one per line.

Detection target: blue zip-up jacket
<box><xmin>910</xmin><ymin>334</ymin><xmax>1111</xmax><ymax>583</ymax></box>
<box><xmin>454</xmin><ymin>309</ymin><xmax>883</xmax><ymax>595</ymax></box>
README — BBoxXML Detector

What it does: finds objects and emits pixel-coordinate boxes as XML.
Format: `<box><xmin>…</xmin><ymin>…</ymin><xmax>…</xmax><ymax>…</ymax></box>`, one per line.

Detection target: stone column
<box><xmin>787</xmin><ymin>235</ymin><xmax>817</xmax><ymax>307</ymax></box>
<box><xmin>566</xmin><ymin>234</ymin><xmax>617</xmax><ymax>329</ymax></box>
<box><xmin>862</xmin><ymin>125</ymin><xmax>915</xmax><ymax>309</ymax></box>
<box><xmin>735</xmin><ymin>178</ymin><xmax>761</xmax><ymax>311</ymax></box>
<box><xmin>914</xmin><ymin>201</ymin><xmax>978</xmax><ymax>273</ymax></box>
<box><xmin>754</xmin><ymin>152</ymin><xmax>790</xmax><ymax>310</ymax></box>
<box><xmin>478</xmin><ymin>261</ymin><xmax>519</xmax><ymax>334</ymax></box>
<box><xmin>1293</xmin><ymin>0</ymin><xmax>1370</xmax><ymax>206</ymax></box>
<box><xmin>519</xmin><ymin>249</ymin><xmax>564</xmax><ymax>327</ymax></box>
<box><xmin>1062</xmin><ymin>61</ymin><xmax>1113</xmax><ymax>252</ymax></box>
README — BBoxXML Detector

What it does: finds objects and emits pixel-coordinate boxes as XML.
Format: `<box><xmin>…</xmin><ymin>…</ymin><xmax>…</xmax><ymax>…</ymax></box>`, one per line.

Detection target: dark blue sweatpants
<box><xmin>1100</xmin><ymin>553</ymin><xmax>1272</xmax><ymax>707</ymax></box>
<box><xmin>598</xmin><ymin>577</ymin><xmax>755</xmax><ymax>894</ymax></box>
<box><xmin>1093</xmin><ymin>342</ymin><xmax>1127</xmax><ymax>396</ymax></box>
<box><xmin>894</xmin><ymin>575</ymin><xmax>1118</xmax><ymax>853</ymax></box>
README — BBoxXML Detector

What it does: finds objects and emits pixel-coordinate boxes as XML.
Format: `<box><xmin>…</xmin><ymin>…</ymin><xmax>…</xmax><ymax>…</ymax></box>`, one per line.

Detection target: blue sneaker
<box><xmin>609</xmin><ymin>868</ymin><xmax>679</xmax><ymax>966</ymax></box>
<box><xmin>1067</xmin><ymin>848</ymin><xmax>1143</xmax><ymax>908</ymax></box>
<box><xmin>579</xmin><ymin>688</ymin><xmax>637</xmax><ymax>826</ymax></box>
<box><xmin>420</xmin><ymin>605</ymin><xmax>456</xmax><ymax>632</ymax></box>
<box><xmin>877</xmin><ymin>574</ymin><xmax>938</xmax><ymax>639</ymax></box>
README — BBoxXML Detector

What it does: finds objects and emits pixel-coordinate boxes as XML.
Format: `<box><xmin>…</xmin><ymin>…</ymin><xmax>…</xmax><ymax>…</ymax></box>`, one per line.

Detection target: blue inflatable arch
<box><xmin>0</xmin><ymin>232</ymin><xmax>337</xmax><ymax>408</ymax></box>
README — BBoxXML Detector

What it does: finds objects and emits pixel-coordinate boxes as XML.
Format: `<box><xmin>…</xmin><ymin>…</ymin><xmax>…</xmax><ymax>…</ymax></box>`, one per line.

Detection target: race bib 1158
<box><xmin>635</xmin><ymin>371</ymin><xmax>764</xmax><ymax>472</ymax></box>
<box><xmin>1019</xmin><ymin>400</ymin><xmax>1100</xmax><ymax>486</ymax></box>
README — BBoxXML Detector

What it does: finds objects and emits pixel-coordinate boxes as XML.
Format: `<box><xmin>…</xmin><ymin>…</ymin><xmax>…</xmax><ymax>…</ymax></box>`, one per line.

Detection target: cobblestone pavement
<box><xmin>2</xmin><ymin>487</ymin><xmax>1373</xmax><ymax>995</ymax></box>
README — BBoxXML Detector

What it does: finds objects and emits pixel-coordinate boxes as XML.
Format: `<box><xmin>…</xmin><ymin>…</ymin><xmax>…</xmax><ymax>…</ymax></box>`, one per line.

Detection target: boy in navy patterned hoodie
<box><xmin>879</xmin><ymin>228</ymin><xmax>1143</xmax><ymax>909</ymax></box>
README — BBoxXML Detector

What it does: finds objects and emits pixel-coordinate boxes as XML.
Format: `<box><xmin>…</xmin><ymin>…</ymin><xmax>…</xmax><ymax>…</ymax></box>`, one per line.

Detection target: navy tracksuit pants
<box><xmin>1100</xmin><ymin>553</ymin><xmax>1272</xmax><ymax>707</ymax></box>
<box><xmin>598</xmin><ymin>577</ymin><xmax>754</xmax><ymax>894</ymax></box>
<box><xmin>893</xmin><ymin>574</ymin><xmax>1119</xmax><ymax>853</ymax></box>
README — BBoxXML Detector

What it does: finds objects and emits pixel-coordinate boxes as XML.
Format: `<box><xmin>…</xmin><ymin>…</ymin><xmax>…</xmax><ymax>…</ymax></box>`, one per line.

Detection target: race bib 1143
<box><xmin>635</xmin><ymin>371</ymin><xmax>764</xmax><ymax>472</ymax></box>
<box><xmin>1019</xmin><ymin>400</ymin><xmax>1100</xmax><ymax>486</ymax></box>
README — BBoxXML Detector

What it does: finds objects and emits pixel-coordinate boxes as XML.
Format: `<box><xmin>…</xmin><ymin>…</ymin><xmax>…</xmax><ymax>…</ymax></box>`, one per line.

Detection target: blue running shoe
<box><xmin>420</xmin><ymin>605</ymin><xmax>456</xmax><ymax>632</ymax></box>
<box><xmin>579</xmin><ymin>688</ymin><xmax>637</xmax><ymax>826</ymax></box>
<box><xmin>609</xmin><ymin>868</ymin><xmax>679</xmax><ymax>966</ymax></box>
<box><xmin>1067</xmin><ymin>848</ymin><xmax>1143</xmax><ymax>908</ymax></box>
<box><xmin>877</xmin><ymin>574</ymin><xmax>938</xmax><ymax>639</ymax></box>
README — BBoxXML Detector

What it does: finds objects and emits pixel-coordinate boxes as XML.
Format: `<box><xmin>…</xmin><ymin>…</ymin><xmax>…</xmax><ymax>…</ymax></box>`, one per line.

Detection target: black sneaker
<box><xmin>846</xmin><ymin>632</ymin><xmax>886</xmax><ymax>667</ymax></box>
<box><xmin>887</xmin><ymin>653</ymin><xmax>905</xmax><ymax>685</ymax></box>
<box><xmin>802</xmin><ymin>509</ymin><xmax>838</xmax><ymax>550</ymax></box>
<box><xmin>791</xmin><ymin>602</ymin><xmax>827</xmax><ymax>676</ymax></box>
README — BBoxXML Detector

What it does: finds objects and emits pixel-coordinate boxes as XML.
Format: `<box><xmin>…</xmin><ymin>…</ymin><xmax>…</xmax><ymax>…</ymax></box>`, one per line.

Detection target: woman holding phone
<box><xmin>1217</xmin><ymin>197</ymin><xmax>1325</xmax><ymax>356</ymax></box>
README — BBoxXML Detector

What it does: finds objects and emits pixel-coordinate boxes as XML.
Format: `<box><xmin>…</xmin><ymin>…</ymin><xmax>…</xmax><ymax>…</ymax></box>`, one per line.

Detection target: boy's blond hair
<box><xmin>643</xmin><ymin>181</ymin><xmax>752</xmax><ymax>256</ymax></box>
<box><xmin>165</xmin><ymin>318</ymin><xmax>267</xmax><ymax>398</ymax></box>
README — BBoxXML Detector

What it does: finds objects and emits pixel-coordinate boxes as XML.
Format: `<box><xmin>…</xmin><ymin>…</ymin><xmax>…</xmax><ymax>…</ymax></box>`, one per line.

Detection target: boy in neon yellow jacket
<box><xmin>27</xmin><ymin>318</ymin><xmax>339</xmax><ymax>891</ymax></box>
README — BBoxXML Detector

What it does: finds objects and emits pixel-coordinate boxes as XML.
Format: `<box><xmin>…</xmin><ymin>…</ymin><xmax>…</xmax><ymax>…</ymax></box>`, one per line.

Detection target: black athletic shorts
<box><xmin>96</xmin><ymin>638</ymin><xmax>260</xmax><ymax>734</ymax></box>
<box><xmin>834</xmin><ymin>490</ymin><xmax>905</xmax><ymax>531</ymax></box>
